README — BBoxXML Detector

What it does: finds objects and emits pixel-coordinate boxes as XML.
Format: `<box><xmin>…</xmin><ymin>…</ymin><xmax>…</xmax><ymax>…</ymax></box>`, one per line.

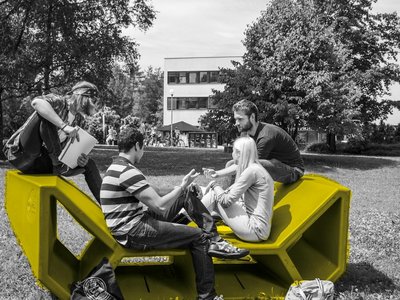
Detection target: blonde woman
<box><xmin>202</xmin><ymin>136</ymin><xmax>274</xmax><ymax>243</ymax></box>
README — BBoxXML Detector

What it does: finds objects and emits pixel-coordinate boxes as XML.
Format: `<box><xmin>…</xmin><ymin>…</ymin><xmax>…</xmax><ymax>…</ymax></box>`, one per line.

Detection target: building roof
<box><xmin>157</xmin><ymin>121</ymin><xmax>205</xmax><ymax>132</ymax></box>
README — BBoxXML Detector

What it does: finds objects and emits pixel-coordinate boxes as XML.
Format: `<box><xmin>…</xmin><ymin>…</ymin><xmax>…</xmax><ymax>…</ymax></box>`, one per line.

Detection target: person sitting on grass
<box><xmin>99</xmin><ymin>127</ymin><xmax>249</xmax><ymax>300</ymax></box>
<box><xmin>202</xmin><ymin>136</ymin><xmax>274</xmax><ymax>242</ymax></box>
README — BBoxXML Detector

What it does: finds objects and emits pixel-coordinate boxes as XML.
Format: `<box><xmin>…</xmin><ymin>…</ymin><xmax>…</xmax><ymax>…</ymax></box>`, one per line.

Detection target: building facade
<box><xmin>163</xmin><ymin>56</ymin><xmax>242</xmax><ymax>127</ymax></box>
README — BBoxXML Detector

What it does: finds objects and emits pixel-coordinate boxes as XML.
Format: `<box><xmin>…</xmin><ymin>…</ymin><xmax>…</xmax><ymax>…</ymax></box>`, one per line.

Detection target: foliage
<box><xmin>86</xmin><ymin>106</ymin><xmax>120</xmax><ymax>144</ymax></box>
<box><xmin>106</xmin><ymin>65</ymin><xmax>138</xmax><ymax>118</ymax></box>
<box><xmin>198</xmin><ymin>109</ymin><xmax>238</xmax><ymax>145</ymax></box>
<box><xmin>0</xmin><ymin>0</ymin><xmax>156</xmax><ymax>143</ymax></box>
<box><xmin>132</xmin><ymin>66</ymin><xmax>164</xmax><ymax>126</ymax></box>
<box><xmin>208</xmin><ymin>0</ymin><xmax>400</xmax><ymax>151</ymax></box>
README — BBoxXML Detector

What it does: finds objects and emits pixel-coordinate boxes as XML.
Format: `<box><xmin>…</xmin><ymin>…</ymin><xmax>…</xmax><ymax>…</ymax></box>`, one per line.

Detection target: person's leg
<box><xmin>38</xmin><ymin>117</ymin><xmax>63</xmax><ymax>167</ymax></box>
<box><xmin>259</xmin><ymin>159</ymin><xmax>303</xmax><ymax>184</ymax></box>
<box><xmin>126</xmin><ymin>215</ymin><xmax>217</xmax><ymax>300</ymax></box>
<box><xmin>215</xmin><ymin>201</ymin><xmax>263</xmax><ymax>242</ymax></box>
<box><xmin>82</xmin><ymin>158</ymin><xmax>102</xmax><ymax>203</ymax></box>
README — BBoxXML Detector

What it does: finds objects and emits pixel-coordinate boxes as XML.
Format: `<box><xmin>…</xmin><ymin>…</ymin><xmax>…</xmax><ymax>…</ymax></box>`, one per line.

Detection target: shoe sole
<box><xmin>208</xmin><ymin>249</ymin><xmax>250</xmax><ymax>259</ymax></box>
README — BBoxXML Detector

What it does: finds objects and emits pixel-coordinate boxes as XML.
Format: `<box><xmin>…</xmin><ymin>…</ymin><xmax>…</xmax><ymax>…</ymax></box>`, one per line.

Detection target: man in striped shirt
<box><xmin>100</xmin><ymin>127</ymin><xmax>249</xmax><ymax>300</ymax></box>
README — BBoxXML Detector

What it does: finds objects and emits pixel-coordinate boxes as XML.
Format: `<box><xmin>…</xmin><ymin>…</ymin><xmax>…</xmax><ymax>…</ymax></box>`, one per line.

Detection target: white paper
<box><xmin>58</xmin><ymin>128</ymin><xmax>98</xmax><ymax>169</ymax></box>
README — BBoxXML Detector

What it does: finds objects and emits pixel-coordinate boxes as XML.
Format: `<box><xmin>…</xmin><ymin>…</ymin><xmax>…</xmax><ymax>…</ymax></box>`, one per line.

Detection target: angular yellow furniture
<box><xmin>5</xmin><ymin>170</ymin><xmax>351</xmax><ymax>299</ymax></box>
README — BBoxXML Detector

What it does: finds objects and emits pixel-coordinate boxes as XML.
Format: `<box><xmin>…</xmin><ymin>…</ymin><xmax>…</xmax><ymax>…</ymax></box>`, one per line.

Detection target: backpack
<box><xmin>285</xmin><ymin>278</ymin><xmax>334</xmax><ymax>300</ymax></box>
<box><xmin>70</xmin><ymin>257</ymin><xmax>124</xmax><ymax>300</ymax></box>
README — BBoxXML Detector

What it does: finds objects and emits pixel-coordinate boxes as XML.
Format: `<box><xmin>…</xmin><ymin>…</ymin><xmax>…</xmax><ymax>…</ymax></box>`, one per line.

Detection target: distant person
<box><xmin>3</xmin><ymin>81</ymin><xmax>102</xmax><ymax>202</ymax></box>
<box><xmin>204</xmin><ymin>100</ymin><xmax>304</xmax><ymax>184</ymax></box>
<box><xmin>100</xmin><ymin>127</ymin><xmax>249</xmax><ymax>300</ymax></box>
<box><xmin>202</xmin><ymin>136</ymin><xmax>274</xmax><ymax>242</ymax></box>
<box><xmin>106</xmin><ymin>126</ymin><xmax>117</xmax><ymax>145</ymax></box>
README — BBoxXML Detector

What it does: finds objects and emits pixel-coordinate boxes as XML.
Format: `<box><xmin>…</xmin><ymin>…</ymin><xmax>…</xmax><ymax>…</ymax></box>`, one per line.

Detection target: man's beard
<box><xmin>239</xmin><ymin>120</ymin><xmax>253</xmax><ymax>132</ymax></box>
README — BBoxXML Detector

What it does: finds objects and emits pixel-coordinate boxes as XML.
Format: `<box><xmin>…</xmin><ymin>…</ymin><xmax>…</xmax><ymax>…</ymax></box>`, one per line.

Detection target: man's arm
<box><xmin>31</xmin><ymin>97</ymin><xmax>80</xmax><ymax>142</ymax></box>
<box><xmin>134</xmin><ymin>169</ymin><xmax>199</xmax><ymax>215</ymax></box>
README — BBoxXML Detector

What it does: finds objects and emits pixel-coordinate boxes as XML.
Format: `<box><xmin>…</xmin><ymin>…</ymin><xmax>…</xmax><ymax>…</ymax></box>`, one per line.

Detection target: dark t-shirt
<box><xmin>248</xmin><ymin>122</ymin><xmax>304</xmax><ymax>171</ymax></box>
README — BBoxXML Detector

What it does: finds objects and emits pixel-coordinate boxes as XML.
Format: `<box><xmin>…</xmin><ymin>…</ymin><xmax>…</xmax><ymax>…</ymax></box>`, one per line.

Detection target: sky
<box><xmin>127</xmin><ymin>0</ymin><xmax>400</xmax><ymax>124</ymax></box>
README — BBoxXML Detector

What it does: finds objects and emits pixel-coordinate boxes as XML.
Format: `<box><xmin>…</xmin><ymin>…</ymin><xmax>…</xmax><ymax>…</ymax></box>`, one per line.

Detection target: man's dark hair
<box><xmin>118</xmin><ymin>126</ymin><xmax>144</xmax><ymax>153</ymax></box>
<box><xmin>232</xmin><ymin>99</ymin><xmax>259</xmax><ymax>122</ymax></box>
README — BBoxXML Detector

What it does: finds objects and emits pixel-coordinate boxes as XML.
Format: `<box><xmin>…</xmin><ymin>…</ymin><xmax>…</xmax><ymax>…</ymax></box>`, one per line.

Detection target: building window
<box><xmin>167</xmin><ymin>71</ymin><xmax>220</xmax><ymax>84</ymax></box>
<box><xmin>200</xmin><ymin>72</ymin><xmax>208</xmax><ymax>82</ymax></box>
<box><xmin>188</xmin><ymin>72</ymin><xmax>198</xmax><ymax>83</ymax></box>
<box><xmin>209</xmin><ymin>71</ymin><xmax>219</xmax><ymax>83</ymax></box>
<box><xmin>179</xmin><ymin>72</ymin><xmax>187</xmax><ymax>83</ymax></box>
<box><xmin>167</xmin><ymin>97</ymin><xmax>210</xmax><ymax>110</ymax></box>
<box><xmin>168</xmin><ymin>72</ymin><xmax>179</xmax><ymax>84</ymax></box>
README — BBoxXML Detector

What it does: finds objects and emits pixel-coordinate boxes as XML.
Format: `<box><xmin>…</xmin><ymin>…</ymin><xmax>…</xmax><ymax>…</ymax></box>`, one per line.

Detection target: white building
<box><xmin>163</xmin><ymin>56</ymin><xmax>242</xmax><ymax>127</ymax></box>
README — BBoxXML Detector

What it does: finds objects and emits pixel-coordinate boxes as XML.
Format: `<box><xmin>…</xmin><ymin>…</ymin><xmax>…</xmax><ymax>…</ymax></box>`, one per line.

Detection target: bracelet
<box><xmin>60</xmin><ymin>123</ymin><xmax>68</xmax><ymax>131</ymax></box>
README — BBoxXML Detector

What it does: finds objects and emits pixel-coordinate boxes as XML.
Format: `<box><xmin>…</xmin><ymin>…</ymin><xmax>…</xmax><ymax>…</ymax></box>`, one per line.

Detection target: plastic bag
<box><xmin>285</xmin><ymin>278</ymin><xmax>334</xmax><ymax>300</ymax></box>
<box><xmin>70</xmin><ymin>257</ymin><xmax>124</xmax><ymax>300</ymax></box>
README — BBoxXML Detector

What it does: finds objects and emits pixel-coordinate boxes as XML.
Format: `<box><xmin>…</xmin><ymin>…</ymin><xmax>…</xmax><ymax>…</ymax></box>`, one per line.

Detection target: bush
<box><xmin>304</xmin><ymin>142</ymin><xmax>331</xmax><ymax>153</ymax></box>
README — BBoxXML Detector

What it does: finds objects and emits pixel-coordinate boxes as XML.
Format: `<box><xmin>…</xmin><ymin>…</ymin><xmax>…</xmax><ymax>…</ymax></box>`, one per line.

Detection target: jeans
<box><xmin>8</xmin><ymin>112</ymin><xmax>102</xmax><ymax>203</ymax></box>
<box><xmin>124</xmin><ymin>190</ymin><xmax>218</xmax><ymax>300</ymax></box>
<box><xmin>226</xmin><ymin>158</ymin><xmax>303</xmax><ymax>184</ymax></box>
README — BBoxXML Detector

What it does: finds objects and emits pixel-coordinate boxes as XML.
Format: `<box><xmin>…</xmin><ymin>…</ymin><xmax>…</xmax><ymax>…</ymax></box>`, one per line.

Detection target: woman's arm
<box><xmin>203</xmin><ymin>163</ymin><xmax>237</xmax><ymax>178</ymax></box>
<box><xmin>31</xmin><ymin>98</ymin><xmax>65</xmax><ymax>129</ymax></box>
<box><xmin>212</xmin><ymin>167</ymin><xmax>255</xmax><ymax>207</ymax></box>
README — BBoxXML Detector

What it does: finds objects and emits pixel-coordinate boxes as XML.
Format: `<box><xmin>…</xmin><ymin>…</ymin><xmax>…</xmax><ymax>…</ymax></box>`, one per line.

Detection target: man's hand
<box><xmin>63</xmin><ymin>125</ymin><xmax>80</xmax><ymax>143</ymax></box>
<box><xmin>202</xmin><ymin>168</ymin><xmax>218</xmax><ymax>179</ymax></box>
<box><xmin>77</xmin><ymin>153</ymin><xmax>89</xmax><ymax>167</ymax></box>
<box><xmin>204</xmin><ymin>180</ymin><xmax>216</xmax><ymax>194</ymax></box>
<box><xmin>181</xmin><ymin>169</ymin><xmax>200</xmax><ymax>190</ymax></box>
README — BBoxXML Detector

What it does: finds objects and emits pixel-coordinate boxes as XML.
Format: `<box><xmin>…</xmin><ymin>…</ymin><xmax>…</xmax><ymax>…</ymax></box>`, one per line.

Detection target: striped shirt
<box><xmin>100</xmin><ymin>156</ymin><xmax>150</xmax><ymax>245</ymax></box>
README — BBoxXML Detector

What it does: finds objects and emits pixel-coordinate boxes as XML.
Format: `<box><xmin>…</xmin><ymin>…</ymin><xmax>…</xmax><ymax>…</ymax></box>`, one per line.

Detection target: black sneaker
<box><xmin>208</xmin><ymin>239</ymin><xmax>249</xmax><ymax>259</ymax></box>
<box><xmin>54</xmin><ymin>164</ymin><xmax>85</xmax><ymax>177</ymax></box>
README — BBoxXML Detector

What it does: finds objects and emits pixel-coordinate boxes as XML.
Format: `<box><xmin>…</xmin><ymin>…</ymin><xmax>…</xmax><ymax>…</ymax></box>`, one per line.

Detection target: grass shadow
<box><xmin>336</xmin><ymin>262</ymin><xmax>398</xmax><ymax>293</ymax></box>
<box><xmin>303</xmin><ymin>153</ymin><xmax>399</xmax><ymax>172</ymax></box>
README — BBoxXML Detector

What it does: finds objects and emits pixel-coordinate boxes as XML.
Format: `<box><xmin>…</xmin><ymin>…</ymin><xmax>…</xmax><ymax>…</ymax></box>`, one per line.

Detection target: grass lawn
<box><xmin>0</xmin><ymin>147</ymin><xmax>399</xmax><ymax>300</ymax></box>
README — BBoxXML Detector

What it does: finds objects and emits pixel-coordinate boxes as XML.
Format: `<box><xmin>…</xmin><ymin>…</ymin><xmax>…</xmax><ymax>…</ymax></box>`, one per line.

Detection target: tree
<box><xmin>132</xmin><ymin>66</ymin><xmax>164</xmax><ymax>126</ymax></box>
<box><xmin>205</xmin><ymin>0</ymin><xmax>400</xmax><ymax>152</ymax></box>
<box><xmin>106</xmin><ymin>65</ymin><xmax>138</xmax><ymax>118</ymax></box>
<box><xmin>0</xmin><ymin>0</ymin><xmax>156</xmax><ymax>147</ymax></box>
<box><xmin>86</xmin><ymin>106</ymin><xmax>121</xmax><ymax>144</ymax></box>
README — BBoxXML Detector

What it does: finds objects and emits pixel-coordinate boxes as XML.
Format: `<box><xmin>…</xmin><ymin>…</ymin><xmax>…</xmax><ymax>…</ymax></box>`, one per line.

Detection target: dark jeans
<box><xmin>9</xmin><ymin>113</ymin><xmax>102</xmax><ymax>203</ymax></box>
<box><xmin>124</xmin><ymin>190</ymin><xmax>218</xmax><ymax>300</ymax></box>
<box><xmin>226</xmin><ymin>158</ymin><xmax>303</xmax><ymax>184</ymax></box>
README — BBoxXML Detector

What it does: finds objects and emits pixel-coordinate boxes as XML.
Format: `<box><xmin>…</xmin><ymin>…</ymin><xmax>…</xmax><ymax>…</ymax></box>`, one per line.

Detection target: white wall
<box><xmin>163</xmin><ymin>56</ymin><xmax>242</xmax><ymax>126</ymax></box>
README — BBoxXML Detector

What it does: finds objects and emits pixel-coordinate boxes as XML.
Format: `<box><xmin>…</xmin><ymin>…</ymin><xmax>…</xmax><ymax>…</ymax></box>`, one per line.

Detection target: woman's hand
<box><xmin>63</xmin><ymin>125</ymin><xmax>80</xmax><ymax>143</ymax></box>
<box><xmin>77</xmin><ymin>153</ymin><xmax>89</xmax><ymax>167</ymax></box>
<box><xmin>180</xmin><ymin>169</ymin><xmax>200</xmax><ymax>190</ymax></box>
<box><xmin>202</xmin><ymin>168</ymin><xmax>218</xmax><ymax>179</ymax></box>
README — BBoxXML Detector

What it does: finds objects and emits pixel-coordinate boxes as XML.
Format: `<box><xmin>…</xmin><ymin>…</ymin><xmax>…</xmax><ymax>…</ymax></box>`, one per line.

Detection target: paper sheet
<box><xmin>58</xmin><ymin>128</ymin><xmax>98</xmax><ymax>169</ymax></box>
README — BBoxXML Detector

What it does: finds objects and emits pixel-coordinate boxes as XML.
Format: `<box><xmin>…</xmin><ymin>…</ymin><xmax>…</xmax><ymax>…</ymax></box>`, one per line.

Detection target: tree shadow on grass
<box><xmin>335</xmin><ymin>262</ymin><xmax>399</xmax><ymax>293</ymax></box>
<box><xmin>303</xmin><ymin>153</ymin><xmax>400</xmax><ymax>172</ymax></box>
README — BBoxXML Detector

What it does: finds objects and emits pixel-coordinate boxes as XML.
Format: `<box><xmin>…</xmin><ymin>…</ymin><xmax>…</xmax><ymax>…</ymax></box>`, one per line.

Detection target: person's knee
<box><xmin>84</xmin><ymin>157</ymin><xmax>98</xmax><ymax>172</ymax></box>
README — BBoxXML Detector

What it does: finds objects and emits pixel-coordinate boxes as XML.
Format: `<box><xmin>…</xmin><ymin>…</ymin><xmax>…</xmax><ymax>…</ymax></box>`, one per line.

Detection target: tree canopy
<box><xmin>205</xmin><ymin>0</ymin><xmax>400</xmax><ymax>150</ymax></box>
<box><xmin>0</xmin><ymin>0</ymin><xmax>156</xmax><ymax>143</ymax></box>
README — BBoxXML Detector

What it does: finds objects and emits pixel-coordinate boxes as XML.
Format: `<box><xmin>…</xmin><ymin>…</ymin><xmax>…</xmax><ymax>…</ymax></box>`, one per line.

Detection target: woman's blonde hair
<box><xmin>233</xmin><ymin>136</ymin><xmax>259</xmax><ymax>180</ymax></box>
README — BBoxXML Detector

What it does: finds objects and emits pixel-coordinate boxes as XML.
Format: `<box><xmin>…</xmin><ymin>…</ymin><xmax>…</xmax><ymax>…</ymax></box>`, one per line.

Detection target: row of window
<box><xmin>167</xmin><ymin>71</ymin><xmax>220</xmax><ymax>84</ymax></box>
<box><xmin>167</xmin><ymin>97</ymin><xmax>218</xmax><ymax>110</ymax></box>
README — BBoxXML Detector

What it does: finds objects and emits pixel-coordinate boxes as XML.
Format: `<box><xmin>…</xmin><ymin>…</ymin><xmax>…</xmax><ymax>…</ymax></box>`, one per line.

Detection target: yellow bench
<box><xmin>5</xmin><ymin>170</ymin><xmax>351</xmax><ymax>299</ymax></box>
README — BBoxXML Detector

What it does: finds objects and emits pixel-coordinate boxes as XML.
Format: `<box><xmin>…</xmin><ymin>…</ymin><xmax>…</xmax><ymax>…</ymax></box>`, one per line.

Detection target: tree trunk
<box><xmin>326</xmin><ymin>132</ymin><xmax>336</xmax><ymax>153</ymax></box>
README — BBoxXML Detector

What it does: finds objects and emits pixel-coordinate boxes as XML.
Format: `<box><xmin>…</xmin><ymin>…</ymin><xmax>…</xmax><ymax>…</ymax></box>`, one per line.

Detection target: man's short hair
<box><xmin>232</xmin><ymin>99</ymin><xmax>259</xmax><ymax>121</ymax></box>
<box><xmin>118</xmin><ymin>127</ymin><xmax>144</xmax><ymax>153</ymax></box>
